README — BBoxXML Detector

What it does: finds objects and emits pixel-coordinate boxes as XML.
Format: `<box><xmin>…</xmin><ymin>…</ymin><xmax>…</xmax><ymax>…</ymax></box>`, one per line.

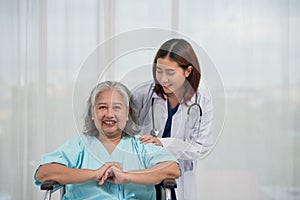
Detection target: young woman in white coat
<box><xmin>132</xmin><ymin>38</ymin><xmax>214</xmax><ymax>200</ymax></box>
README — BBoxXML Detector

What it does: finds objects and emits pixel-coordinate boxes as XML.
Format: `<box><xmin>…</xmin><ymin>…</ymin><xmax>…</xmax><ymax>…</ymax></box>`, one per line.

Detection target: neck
<box><xmin>98</xmin><ymin>132</ymin><xmax>122</xmax><ymax>154</ymax></box>
<box><xmin>167</xmin><ymin>93</ymin><xmax>181</xmax><ymax>109</ymax></box>
<box><xmin>166</xmin><ymin>85</ymin><xmax>187</xmax><ymax>109</ymax></box>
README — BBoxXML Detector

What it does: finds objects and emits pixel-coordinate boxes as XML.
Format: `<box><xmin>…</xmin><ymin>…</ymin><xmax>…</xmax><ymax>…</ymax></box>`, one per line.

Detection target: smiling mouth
<box><xmin>163</xmin><ymin>85</ymin><xmax>172</xmax><ymax>90</ymax></box>
<box><xmin>102</xmin><ymin>120</ymin><xmax>117</xmax><ymax>126</ymax></box>
<box><xmin>161</xmin><ymin>82</ymin><xmax>171</xmax><ymax>87</ymax></box>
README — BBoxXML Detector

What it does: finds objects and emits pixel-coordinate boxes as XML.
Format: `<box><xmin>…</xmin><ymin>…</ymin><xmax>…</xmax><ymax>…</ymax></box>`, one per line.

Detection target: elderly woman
<box><xmin>34</xmin><ymin>81</ymin><xmax>180</xmax><ymax>200</ymax></box>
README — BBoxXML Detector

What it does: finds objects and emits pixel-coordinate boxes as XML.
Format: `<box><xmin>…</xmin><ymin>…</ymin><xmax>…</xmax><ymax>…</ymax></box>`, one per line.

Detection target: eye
<box><xmin>98</xmin><ymin>105</ymin><xmax>107</xmax><ymax>110</ymax></box>
<box><xmin>156</xmin><ymin>68</ymin><xmax>163</xmax><ymax>74</ymax></box>
<box><xmin>113</xmin><ymin>105</ymin><xmax>122</xmax><ymax>110</ymax></box>
<box><xmin>167</xmin><ymin>71</ymin><xmax>175</xmax><ymax>76</ymax></box>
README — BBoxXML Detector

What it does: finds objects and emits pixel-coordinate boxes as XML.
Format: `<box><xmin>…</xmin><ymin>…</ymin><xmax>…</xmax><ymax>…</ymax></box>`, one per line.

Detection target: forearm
<box><xmin>125</xmin><ymin>161</ymin><xmax>180</xmax><ymax>185</ymax></box>
<box><xmin>35</xmin><ymin>163</ymin><xmax>97</xmax><ymax>184</ymax></box>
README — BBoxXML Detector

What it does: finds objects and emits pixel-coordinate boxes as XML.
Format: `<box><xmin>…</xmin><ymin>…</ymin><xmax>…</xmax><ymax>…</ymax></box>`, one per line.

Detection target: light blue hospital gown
<box><xmin>35</xmin><ymin>134</ymin><xmax>178</xmax><ymax>200</ymax></box>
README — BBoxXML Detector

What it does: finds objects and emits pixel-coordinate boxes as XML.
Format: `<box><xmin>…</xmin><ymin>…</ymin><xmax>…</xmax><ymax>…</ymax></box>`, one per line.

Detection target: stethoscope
<box><xmin>150</xmin><ymin>92</ymin><xmax>203</xmax><ymax>137</ymax></box>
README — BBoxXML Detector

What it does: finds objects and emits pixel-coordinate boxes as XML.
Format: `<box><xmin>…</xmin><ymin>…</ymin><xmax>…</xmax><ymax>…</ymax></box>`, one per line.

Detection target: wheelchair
<box><xmin>41</xmin><ymin>179</ymin><xmax>177</xmax><ymax>200</ymax></box>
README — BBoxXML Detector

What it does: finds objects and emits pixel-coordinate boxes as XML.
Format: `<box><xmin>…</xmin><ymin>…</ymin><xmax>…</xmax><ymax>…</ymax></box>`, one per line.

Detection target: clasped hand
<box><xmin>96</xmin><ymin>162</ymin><xmax>127</xmax><ymax>185</ymax></box>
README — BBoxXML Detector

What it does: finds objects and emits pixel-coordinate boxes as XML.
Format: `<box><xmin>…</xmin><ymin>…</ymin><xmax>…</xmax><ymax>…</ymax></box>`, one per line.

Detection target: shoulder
<box><xmin>131</xmin><ymin>135</ymin><xmax>164</xmax><ymax>152</ymax></box>
<box><xmin>39</xmin><ymin>134</ymin><xmax>96</xmax><ymax>168</ymax></box>
<box><xmin>193</xmin><ymin>91</ymin><xmax>214</xmax><ymax>117</ymax></box>
<box><xmin>131</xmin><ymin>82</ymin><xmax>156</xmax><ymax>109</ymax></box>
<box><xmin>130</xmin><ymin>136</ymin><xmax>178</xmax><ymax>166</ymax></box>
<box><xmin>131</xmin><ymin>81</ymin><xmax>154</xmax><ymax>96</ymax></box>
<box><xmin>67</xmin><ymin>134</ymin><xmax>88</xmax><ymax>144</ymax></box>
<box><xmin>58</xmin><ymin>134</ymin><xmax>95</xmax><ymax>150</ymax></box>
<box><xmin>126</xmin><ymin>135</ymin><xmax>143</xmax><ymax>148</ymax></box>
<box><xmin>194</xmin><ymin>90</ymin><xmax>213</xmax><ymax>108</ymax></box>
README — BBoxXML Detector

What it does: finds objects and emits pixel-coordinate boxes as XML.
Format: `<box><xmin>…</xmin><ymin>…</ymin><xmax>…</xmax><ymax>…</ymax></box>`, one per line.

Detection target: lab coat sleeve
<box><xmin>160</xmin><ymin>95</ymin><xmax>214</xmax><ymax>160</ymax></box>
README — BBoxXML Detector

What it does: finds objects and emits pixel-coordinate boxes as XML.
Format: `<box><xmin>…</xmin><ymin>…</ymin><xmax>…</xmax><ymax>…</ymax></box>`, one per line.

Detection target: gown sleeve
<box><xmin>34</xmin><ymin>135</ymin><xmax>86</xmax><ymax>185</ymax></box>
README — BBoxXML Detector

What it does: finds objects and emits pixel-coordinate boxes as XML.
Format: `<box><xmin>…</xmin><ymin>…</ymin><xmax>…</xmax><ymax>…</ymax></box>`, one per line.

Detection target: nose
<box><xmin>159</xmin><ymin>73</ymin><xmax>168</xmax><ymax>85</ymax></box>
<box><xmin>106</xmin><ymin>107</ymin><xmax>114</xmax><ymax>117</ymax></box>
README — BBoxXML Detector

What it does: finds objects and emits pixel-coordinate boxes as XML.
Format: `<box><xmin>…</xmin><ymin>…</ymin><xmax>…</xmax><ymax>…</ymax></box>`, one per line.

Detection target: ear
<box><xmin>185</xmin><ymin>66</ymin><xmax>193</xmax><ymax>77</ymax></box>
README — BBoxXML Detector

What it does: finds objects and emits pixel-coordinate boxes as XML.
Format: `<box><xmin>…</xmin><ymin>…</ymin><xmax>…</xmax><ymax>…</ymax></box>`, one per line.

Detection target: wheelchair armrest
<box><xmin>41</xmin><ymin>181</ymin><xmax>64</xmax><ymax>200</ymax></box>
<box><xmin>41</xmin><ymin>181</ymin><xmax>59</xmax><ymax>190</ymax></box>
<box><xmin>161</xmin><ymin>179</ymin><xmax>177</xmax><ymax>189</ymax></box>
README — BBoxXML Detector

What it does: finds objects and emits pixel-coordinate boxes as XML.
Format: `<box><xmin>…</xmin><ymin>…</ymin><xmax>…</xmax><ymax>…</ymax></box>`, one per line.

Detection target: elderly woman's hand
<box><xmin>98</xmin><ymin>165</ymin><xmax>128</xmax><ymax>185</ymax></box>
<box><xmin>139</xmin><ymin>135</ymin><xmax>163</xmax><ymax>146</ymax></box>
<box><xmin>95</xmin><ymin>162</ymin><xmax>122</xmax><ymax>183</ymax></box>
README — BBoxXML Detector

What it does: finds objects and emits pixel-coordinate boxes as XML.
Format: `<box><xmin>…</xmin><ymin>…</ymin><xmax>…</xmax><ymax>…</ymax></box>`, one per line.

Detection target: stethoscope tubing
<box><xmin>150</xmin><ymin>92</ymin><xmax>202</xmax><ymax>137</ymax></box>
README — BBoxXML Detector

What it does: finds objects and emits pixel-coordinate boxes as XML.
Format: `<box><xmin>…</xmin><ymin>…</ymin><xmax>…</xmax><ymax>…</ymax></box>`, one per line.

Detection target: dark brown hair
<box><xmin>152</xmin><ymin>38</ymin><xmax>201</xmax><ymax>104</ymax></box>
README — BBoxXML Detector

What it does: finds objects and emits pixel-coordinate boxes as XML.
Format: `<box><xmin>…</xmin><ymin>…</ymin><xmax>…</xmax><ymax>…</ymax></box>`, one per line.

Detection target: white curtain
<box><xmin>0</xmin><ymin>0</ymin><xmax>299</xmax><ymax>199</ymax></box>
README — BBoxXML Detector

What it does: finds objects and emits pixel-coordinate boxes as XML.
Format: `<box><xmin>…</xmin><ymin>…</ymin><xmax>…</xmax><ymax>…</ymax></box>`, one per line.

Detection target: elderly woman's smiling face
<box><xmin>92</xmin><ymin>89</ymin><xmax>129</xmax><ymax>139</ymax></box>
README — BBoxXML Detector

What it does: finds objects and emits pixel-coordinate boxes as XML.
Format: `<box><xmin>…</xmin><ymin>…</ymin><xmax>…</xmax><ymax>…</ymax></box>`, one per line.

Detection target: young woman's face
<box><xmin>93</xmin><ymin>89</ymin><xmax>129</xmax><ymax>138</ymax></box>
<box><xmin>156</xmin><ymin>57</ymin><xmax>190</xmax><ymax>95</ymax></box>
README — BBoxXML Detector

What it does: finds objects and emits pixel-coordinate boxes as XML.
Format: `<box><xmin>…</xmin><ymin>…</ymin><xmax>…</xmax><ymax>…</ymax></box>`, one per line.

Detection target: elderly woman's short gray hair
<box><xmin>83</xmin><ymin>81</ymin><xmax>140</xmax><ymax>137</ymax></box>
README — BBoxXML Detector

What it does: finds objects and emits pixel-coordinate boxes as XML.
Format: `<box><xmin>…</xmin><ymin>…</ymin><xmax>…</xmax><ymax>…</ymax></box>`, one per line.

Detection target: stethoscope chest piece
<box><xmin>150</xmin><ymin>128</ymin><xmax>159</xmax><ymax>137</ymax></box>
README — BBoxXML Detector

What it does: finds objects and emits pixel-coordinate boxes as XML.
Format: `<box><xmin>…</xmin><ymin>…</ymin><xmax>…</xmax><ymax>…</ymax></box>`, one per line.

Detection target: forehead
<box><xmin>95</xmin><ymin>89</ymin><xmax>124</xmax><ymax>103</ymax></box>
<box><xmin>157</xmin><ymin>57</ymin><xmax>180</xmax><ymax>69</ymax></box>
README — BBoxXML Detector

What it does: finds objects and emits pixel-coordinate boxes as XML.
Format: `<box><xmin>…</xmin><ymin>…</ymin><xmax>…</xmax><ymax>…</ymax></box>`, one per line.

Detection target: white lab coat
<box><xmin>132</xmin><ymin>81</ymin><xmax>214</xmax><ymax>200</ymax></box>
